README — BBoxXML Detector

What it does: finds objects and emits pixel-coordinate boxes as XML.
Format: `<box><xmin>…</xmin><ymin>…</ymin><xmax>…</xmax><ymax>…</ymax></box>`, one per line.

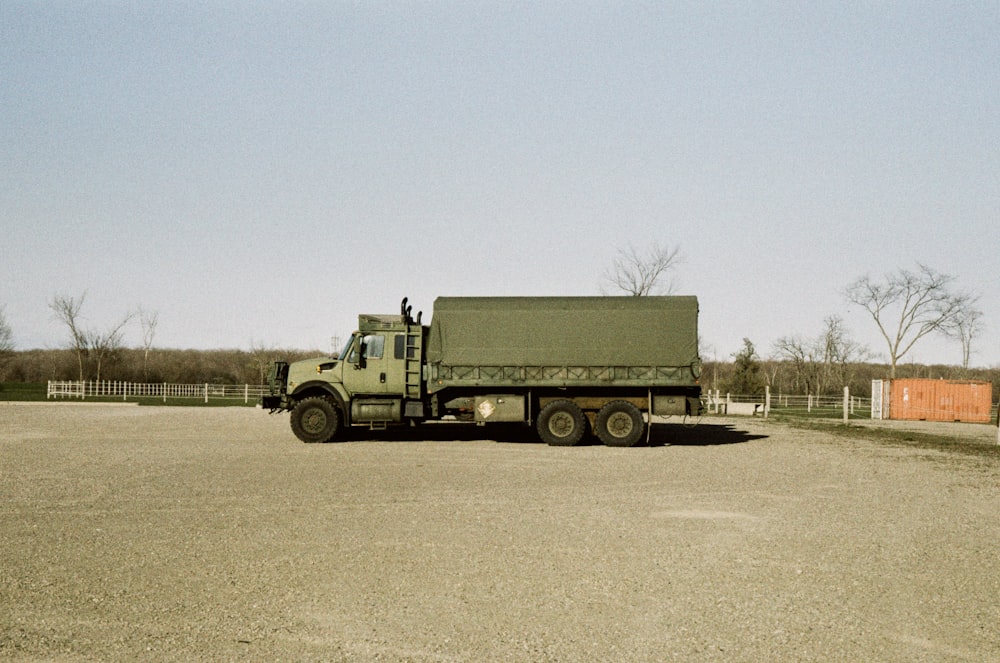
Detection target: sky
<box><xmin>2</xmin><ymin>2</ymin><xmax>998</xmax><ymax>368</ymax></box>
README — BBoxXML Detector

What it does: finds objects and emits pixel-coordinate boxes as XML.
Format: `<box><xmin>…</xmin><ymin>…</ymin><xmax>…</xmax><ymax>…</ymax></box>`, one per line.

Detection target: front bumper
<box><xmin>260</xmin><ymin>394</ymin><xmax>284</xmax><ymax>411</ymax></box>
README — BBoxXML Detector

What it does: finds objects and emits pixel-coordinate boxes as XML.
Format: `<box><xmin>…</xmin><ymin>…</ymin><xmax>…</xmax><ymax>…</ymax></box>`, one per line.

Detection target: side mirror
<box><xmin>345</xmin><ymin>338</ymin><xmax>362</xmax><ymax>369</ymax></box>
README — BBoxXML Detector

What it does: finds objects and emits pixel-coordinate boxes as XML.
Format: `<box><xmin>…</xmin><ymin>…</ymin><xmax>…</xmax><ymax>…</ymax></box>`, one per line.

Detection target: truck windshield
<box><xmin>339</xmin><ymin>336</ymin><xmax>356</xmax><ymax>363</ymax></box>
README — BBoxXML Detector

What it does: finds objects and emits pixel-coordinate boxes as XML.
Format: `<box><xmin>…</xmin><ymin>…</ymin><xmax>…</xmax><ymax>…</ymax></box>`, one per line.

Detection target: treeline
<box><xmin>702</xmin><ymin>358</ymin><xmax>1000</xmax><ymax>398</ymax></box>
<box><xmin>0</xmin><ymin>347</ymin><xmax>325</xmax><ymax>386</ymax></box>
<box><xmin>2</xmin><ymin>346</ymin><xmax>998</xmax><ymax>397</ymax></box>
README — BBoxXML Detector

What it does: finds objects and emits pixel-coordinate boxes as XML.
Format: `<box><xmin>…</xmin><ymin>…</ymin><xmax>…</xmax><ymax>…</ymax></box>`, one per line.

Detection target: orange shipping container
<box><xmin>888</xmin><ymin>379</ymin><xmax>993</xmax><ymax>423</ymax></box>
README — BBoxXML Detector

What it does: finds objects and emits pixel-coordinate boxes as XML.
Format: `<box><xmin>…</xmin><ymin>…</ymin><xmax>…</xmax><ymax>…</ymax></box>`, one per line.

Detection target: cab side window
<box><xmin>362</xmin><ymin>334</ymin><xmax>384</xmax><ymax>359</ymax></box>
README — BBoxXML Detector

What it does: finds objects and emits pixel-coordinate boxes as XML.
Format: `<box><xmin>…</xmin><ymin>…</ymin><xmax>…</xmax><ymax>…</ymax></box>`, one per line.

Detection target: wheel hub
<box><xmin>606</xmin><ymin>412</ymin><xmax>634</xmax><ymax>438</ymax></box>
<box><xmin>548</xmin><ymin>412</ymin><xmax>575</xmax><ymax>437</ymax></box>
<box><xmin>303</xmin><ymin>410</ymin><xmax>327</xmax><ymax>434</ymax></box>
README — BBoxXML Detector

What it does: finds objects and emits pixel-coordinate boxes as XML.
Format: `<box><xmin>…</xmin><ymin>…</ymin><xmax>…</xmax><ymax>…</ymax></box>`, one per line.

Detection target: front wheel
<box><xmin>537</xmin><ymin>399</ymin><xmax>587</xmax><ymax>446</ymax></box>
<box><xmin>290</xmin><ymin>396</ymin><xmax>341</xmax><ymax>443</ymax></box>
<box><xmin>595</xmin><ymin>400</ymin><xmax>646</xmax><ymax>447</ymax></box>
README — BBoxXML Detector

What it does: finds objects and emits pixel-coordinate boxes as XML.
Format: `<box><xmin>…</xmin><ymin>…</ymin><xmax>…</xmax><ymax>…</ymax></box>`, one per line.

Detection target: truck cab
<box><xmin>262</xmin><ymin>300</ymin><xmax>426</xmax><ymax>442</ymax></box>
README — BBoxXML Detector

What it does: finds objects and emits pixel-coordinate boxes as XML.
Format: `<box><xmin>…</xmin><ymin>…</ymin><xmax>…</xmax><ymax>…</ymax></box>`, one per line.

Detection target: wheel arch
<box><xmin>290</xmin><ymin>381</ymin><xmax>350</xmax><ymax>421</ymax></box>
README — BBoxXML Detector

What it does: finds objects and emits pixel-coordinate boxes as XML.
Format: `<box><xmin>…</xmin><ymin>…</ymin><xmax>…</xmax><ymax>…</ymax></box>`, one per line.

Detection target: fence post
<box><xmin>725</xmin><ymin>393</ymin><xmax>731</xmax><ymax>416</ymax></box>
<box><xmin>245</xmin><ymin>384</ymin><xmax>249</xmax><ymax>404</ymax></box>
<box><xmin>843</xmin><ymin>386</ymin><xmax>849</xmax><ymax>423</ymax></box>
<box><xmin>807</xmin><ymin>394</ymin><xmax>812</xmax><ymax>412</ymax></box>
<box><xmin>204</xmin><ymin>383</ymin><xmax>209</xmax><ymax>403</ymax></box>
<box><xmin>764</xmin><ymin>385</ymin><xmax>770</xmax><ymax>419</ymax></box>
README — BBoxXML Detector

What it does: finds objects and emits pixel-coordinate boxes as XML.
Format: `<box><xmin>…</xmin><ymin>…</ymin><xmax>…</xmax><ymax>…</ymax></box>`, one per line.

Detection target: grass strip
<box><xmin>770</xmin><ymin>413</ymin><xmax>1000</xmax><ymax>460</ymax></box>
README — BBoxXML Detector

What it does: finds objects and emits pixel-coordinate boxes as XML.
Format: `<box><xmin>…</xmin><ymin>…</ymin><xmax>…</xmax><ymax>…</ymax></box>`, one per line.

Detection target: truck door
<box><xmin>343</xmin><ymin>333</ymin><xmax>407</xmax><ymax>396</ymax></box>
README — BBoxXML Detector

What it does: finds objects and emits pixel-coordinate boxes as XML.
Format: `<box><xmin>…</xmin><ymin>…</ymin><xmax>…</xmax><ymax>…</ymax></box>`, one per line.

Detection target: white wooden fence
<box><xmin>703</xmin><ymin>386</ymin><xmax>871</xmax><ymax>421</ymax></box>
<box><xmin>47</xmin><ymin>381</ymin><xmax>269</xmax><ymax>404</ymax></box>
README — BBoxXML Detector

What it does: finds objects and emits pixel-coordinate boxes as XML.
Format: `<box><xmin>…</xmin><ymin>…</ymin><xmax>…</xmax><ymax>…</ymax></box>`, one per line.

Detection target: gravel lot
<box><xmin>2</xmin><ymin>403</ymin><xmax>998</xmax><ymax>662</ymax></box>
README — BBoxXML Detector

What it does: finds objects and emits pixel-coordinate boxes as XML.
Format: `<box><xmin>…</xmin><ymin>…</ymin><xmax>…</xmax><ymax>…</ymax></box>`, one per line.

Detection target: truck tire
<box><xmin>290</xmin><ymin>396</ymin><xmax>341</xmax><ymax>443</ymax></box>
<box><xmin>595</xmin><ymin>400</ymin><xmax>646</xmax><ymax>447</ymax></box>
<box><xmin>537</xmin><ymin>399</ymin><xmax>587</xmax><ymax>446</ymax></box>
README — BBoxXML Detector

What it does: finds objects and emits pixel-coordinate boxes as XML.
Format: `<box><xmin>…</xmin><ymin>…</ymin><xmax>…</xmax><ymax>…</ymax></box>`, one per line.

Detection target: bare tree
<box><xmin>819</xmin><ymin>315</ymin><xmax>870</xmax><ymax>390</ymax></box>
<box><xmin>50</xmin><ymin>293</ymin><xmax>89</xmax><ymax>381</ymax></box>
<box><xmin>88</xmin><ymin>311</ymin><xmax>136</xmax><ymax>382</ymax></box>
<box><xmin>944</xmin><ymin>304</ymin><xmax>983</xmax><ymax>371</ymax></box>
<box><xmin>760</xmin><ymin>357</ymin><xmax>781</xmax><ymax>392</ymax></box>
<box><xmin>0</xmin><ymin>305</ymin><xmax>13</xmax><ymax>355</ymax></box>
<box><xmin>601</xmin><ymin>242</ymin><xmax>683</xmax><ymax>296</ymax></box>
<box><xmin>50</xmin><ymin>292</ymin><xmax>137</xmax><ymax>382</ymax></box>
<box><xmin>844</xmin><ymin>264</ymin><xmax>969</xmax><ymax>378</ymax></box>
<box><xmin>772</xmin><ymin>334</ymin><xmax>818</xmax><ymax>394</ymax></box>
<box><xmin>775</xmin><ymin>316</ymin><xmax>869</xmax><ymax>395</ymax></box>
<box><xmin>139</xmin><ymin>309</ymin><xmax>159</xmax><ymax>380</ymax></box>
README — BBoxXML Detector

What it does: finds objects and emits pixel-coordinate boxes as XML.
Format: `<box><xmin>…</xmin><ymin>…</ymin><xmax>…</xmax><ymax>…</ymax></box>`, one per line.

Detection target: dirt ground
<box><xmin>2</xmin><ymin>403</ymin><xmax>998</xmax><ymax>662</ymax></box>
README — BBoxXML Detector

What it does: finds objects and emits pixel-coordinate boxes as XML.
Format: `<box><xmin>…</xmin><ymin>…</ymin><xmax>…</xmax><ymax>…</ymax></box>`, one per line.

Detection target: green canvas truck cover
<box><xmin>426</xmin><ymin>296</ymin><xmax>700</xmax><ymax>369</ymax></box>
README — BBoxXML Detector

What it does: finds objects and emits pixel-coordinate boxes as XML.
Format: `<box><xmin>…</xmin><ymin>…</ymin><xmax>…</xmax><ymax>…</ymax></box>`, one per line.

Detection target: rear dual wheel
<box><xmin>537</xmin><ymin>399</ymin><xmax>647</xmax><ymax>447</ymax></box>
<box><xmin>537</xmin><ymin>399</ymin><xmax>587</xmax><ymax>446</ymax></box>
<box><xmin>594</xmin><ymin>400</ymin><xmax>646</xmax><ymax>447</ymax></box>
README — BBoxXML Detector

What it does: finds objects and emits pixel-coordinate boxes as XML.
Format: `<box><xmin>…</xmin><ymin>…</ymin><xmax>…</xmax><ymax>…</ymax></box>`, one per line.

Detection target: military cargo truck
<box><xmin>262</xmin><ymin>296</ymin><xmax>703</xmax><ymax>446</ymax></box>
